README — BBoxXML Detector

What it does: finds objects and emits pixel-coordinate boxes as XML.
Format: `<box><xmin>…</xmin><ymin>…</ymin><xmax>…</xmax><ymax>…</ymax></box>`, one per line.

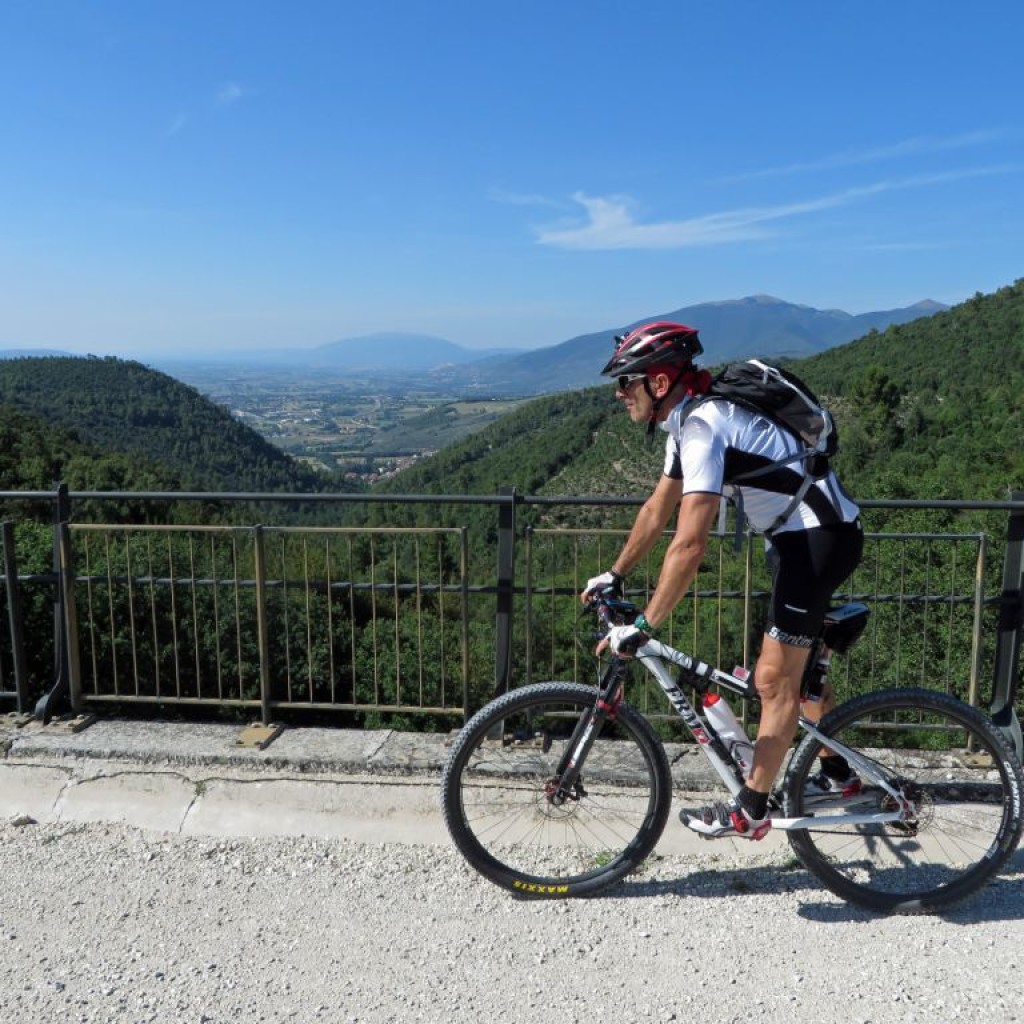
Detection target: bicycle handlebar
<box><xmin>582</xmin><ymin>592</ymin><xmax>639</xmax><ymax>631</ymax></box>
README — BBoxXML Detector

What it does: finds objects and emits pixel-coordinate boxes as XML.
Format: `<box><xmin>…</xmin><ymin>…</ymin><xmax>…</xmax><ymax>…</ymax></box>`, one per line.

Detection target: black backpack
<box><xmin>687</xmin><ymin>358</ymin><xmax>839</xmax><ymax>535</ymax></box>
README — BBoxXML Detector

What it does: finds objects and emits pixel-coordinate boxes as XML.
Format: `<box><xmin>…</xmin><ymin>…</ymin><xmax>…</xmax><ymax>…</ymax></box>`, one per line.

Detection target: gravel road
<box><xmin>3</xmin><ymin>818</ymin><xmax>1024</xmax><ymax>1024</ymax></box>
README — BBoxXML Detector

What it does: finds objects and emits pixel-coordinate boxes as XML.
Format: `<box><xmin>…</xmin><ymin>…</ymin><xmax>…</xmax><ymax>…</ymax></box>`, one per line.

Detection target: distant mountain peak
<box><xmin>705</xmin><ymin>294</ymin><xmax>787</xmax><ymax>307</ymax></box>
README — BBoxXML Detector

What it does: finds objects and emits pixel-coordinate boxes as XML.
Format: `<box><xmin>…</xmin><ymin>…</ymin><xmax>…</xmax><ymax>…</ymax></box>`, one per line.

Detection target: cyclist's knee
<box><xmin>753</xmin><ymin>656</ymin><xmax>803</xmax><ymax>706</ymax></box>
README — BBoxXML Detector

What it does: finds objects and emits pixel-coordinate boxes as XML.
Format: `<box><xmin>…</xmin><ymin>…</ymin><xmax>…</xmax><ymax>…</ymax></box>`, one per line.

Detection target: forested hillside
<box><xmin>0</xmin><ymin>356</ymin><xmax>338</xmax><ymax>495</ymax></box>
<box><xmin>797</xmin><ymin>281</ymin><xmax>1024</xmax><ymax>501</ymax></box>
<box><xmin>0</xmin><ymin>405</ymin><xmax>182</xmax><ymax>493</ymax></box>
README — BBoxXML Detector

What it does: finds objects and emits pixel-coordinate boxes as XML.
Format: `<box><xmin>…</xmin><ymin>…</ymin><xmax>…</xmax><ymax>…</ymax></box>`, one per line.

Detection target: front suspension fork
<box><xmin>547</xmin><ymin>658</ymin><xmax>629</xmax><ymax>804</ymax></box>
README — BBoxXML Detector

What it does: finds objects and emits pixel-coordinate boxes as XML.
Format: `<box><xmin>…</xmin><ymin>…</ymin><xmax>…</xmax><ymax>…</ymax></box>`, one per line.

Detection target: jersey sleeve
<box><xmin>679</xmin><ymin>412</ymin><xmax>727</xmax><ymax>495</ymax></box>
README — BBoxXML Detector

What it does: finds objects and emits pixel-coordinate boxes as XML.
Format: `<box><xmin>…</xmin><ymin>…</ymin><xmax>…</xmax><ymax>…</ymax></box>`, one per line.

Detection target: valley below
<box><xmin>165</xmin><ymin>362</ymin><xmax>530</xmax><ymax>483</ymax></box>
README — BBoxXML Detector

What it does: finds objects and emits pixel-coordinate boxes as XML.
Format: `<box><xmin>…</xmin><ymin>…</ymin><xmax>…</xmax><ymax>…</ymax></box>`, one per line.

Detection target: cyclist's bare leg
<box><xmin>745</xmin><ymin>634</ymin><xmax>812</xmax><ymax>798</ymax></box>
<box><xmin>801</xmin><ymin>681</ymin><xmax>843</xmax><ymax>759</ymax></box>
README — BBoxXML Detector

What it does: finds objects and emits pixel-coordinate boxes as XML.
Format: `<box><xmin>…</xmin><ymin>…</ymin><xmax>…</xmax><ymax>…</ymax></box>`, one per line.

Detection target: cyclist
<box><xmin>582</xmin><ymin>321</ymin><xmax>864</xmax><ymax>839</ymax></box>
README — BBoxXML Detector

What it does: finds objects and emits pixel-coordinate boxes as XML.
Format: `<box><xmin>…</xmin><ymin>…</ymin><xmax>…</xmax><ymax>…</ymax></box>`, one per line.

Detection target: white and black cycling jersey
<box><xmin>661</xmin><ymin>397</ymin><xmax>860</xmax><ymax>536</ymax></box>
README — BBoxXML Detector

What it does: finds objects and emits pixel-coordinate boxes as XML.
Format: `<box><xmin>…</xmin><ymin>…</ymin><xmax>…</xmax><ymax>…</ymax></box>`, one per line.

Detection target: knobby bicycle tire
<box><xmin>783</xmin><ymin>687</ymin><xmax>1024</xmax><ymax>914</ymax></box>
<box><xmin>441</xmin><ymin>682</ymin><xmax>673</xmax><ymax>898</ymax></box>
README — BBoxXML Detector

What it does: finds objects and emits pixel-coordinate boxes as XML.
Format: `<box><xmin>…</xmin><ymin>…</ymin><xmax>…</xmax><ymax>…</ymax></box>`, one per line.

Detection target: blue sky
<box><xmin>1</xmin><ymin>1</ymin><xmax>1022</xmax><ymax>357</ymax></box>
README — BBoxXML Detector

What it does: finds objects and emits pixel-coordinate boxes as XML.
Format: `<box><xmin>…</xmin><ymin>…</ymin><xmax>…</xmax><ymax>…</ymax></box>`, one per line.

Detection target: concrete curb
<box><xmin>0</xmin><ymin>715</ymin><xmax>781</xmax><ymax>858</ymax></box>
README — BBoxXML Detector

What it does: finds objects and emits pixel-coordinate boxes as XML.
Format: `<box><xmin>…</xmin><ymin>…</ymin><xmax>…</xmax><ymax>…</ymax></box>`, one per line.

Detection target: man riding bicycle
<box><xmin>581</xmin><ymin>321</ymin><xmax>864</xmax><ymax>839</ymax></box>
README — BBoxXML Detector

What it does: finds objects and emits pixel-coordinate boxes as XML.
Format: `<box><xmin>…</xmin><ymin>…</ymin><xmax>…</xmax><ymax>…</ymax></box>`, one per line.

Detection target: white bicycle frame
<box><xmin>634</xmin><ymin>636</ymin><xmax>907</xmax><ymax>831</ymax></box>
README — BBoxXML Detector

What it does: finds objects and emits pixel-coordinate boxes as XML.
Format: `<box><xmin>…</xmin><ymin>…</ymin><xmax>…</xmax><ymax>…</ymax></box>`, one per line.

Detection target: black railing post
<box><xmin>2</xmin><ymin>522</ymin><xmax>29</xmax><ymax>714</ymax></box>
<box><xmin>35</xmin><ymin>482</ymin><xmax>72</xmax><ymax>722</ymax></box>
<box><xmin>492</xmin><ymin>486</ymin><xmax>517</xmax><ymax>701</ymax></box>
<box><xmin>253</xmin><ymin>524</ymin><xmax>272</xmax><ymax>725</ymax></box>
<box><xmin>990</xmin><ymin>491</ymin><xmax>1024</xmax><ymax>759</ymax></box>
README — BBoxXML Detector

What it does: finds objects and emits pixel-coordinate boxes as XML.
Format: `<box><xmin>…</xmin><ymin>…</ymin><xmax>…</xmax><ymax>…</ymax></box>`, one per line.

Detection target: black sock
<box><xmin>820</xmin><ymin>754</ymin><xmax>853</xmax><ymax>781</ymax></box>
<box><xmin>736</xmin><ymin>784</ymin><xmax>769</xmax><ymax>820</ymax></box>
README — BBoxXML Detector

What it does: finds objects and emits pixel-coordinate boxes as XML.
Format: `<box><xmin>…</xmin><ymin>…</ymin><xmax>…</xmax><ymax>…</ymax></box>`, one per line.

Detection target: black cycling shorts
<box><xmin>764</xmin><ymin>521</ymin><xmax>864</xmax><ymax>647</ymax></box>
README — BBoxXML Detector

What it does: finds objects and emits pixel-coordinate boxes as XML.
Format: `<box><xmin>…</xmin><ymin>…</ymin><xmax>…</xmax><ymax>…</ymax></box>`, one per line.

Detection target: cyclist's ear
<box><xmin>649</xmin><ymin>371</ymin><xmax>674</xmax><ymax>398</ymax></box>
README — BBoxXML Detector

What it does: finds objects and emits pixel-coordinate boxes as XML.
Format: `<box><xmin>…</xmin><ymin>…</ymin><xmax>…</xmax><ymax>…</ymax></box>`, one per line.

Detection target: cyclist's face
<box><xmin>616</xmin><ymin>374</ymin><xmax>652</xmax><ymax>422</ymax></box>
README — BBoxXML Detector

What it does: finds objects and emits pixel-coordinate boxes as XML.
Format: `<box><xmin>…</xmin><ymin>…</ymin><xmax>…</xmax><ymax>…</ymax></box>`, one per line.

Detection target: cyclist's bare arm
<box><xmin>641</xmin><ymin>491</ymin><xmax>720</xmax><ymax>628</ymax></box>
<box><xmin>610</xmin><ymin>475</ymin><xmax>683</xmax><ymax>577</ymax></box>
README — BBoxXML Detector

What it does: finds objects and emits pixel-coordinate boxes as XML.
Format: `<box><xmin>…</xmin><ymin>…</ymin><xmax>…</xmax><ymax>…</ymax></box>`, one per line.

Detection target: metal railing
<box><xmin>0</xmin><ymin>522</ymin><xmax>29</xmax><ymax>714</ymax></box>
<box><xmin>1</xmin><ymin>487</ymin><xmax>1022</xmax><ymax>753</ymax></box>
<box><xmin>65</xmin><ymin>523</ymin><xmax>471</xmax><ymax>722</ymax></box>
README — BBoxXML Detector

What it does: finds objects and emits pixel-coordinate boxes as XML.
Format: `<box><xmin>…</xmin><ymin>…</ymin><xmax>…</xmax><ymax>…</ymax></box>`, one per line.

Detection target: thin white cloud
<box><xmin>164</xmin><ymin>112</ymin><xmax>188</xmax><ymax>138</ymax></box>
<box><xmin>856</xmin><ymin>240</ymin><xmax>953</xmax><ymax>253</ymax></box>
<box><xmin>488</xmin><ymin>187</ymin><xmax>566</xmax><ymax>209</ymax></box>
<box><xmin>216</xmin><ymin>82</ymin><xmax>249</xmax><ymax>107</ymax></box>
<box><xmin>537</xmin><ymin>166</ymin><xmax>1019</xmax><ymax>251</ymax></box>
<box><xmin>725</xmin><ymin>130</ymin><xmax>1001</xmax><ymax>182</ymax></box>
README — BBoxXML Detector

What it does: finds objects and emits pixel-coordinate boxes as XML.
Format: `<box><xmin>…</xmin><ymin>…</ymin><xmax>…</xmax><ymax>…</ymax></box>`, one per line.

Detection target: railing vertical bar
<box><xmin>188</xmin><ymin>535</ymin><xmax>203</xmax><ymax>699</ymax></box>
<box><xmin>80</xmin><ymin>532</ymin><xmax>99</xmax><ymax>696</ymax></box>
<box><xmin>2</xmin><ymin>522</ymin><xmax>29</xmax><ymax>713</ymax></box>
<box><xmin>57</xmin><ymin>523</ymin><xmax>83</xmax><ymax>715</ymax></box>
<box><xmin>968</xmin><ymin>536</ymin><xmax>985</xmax><ymax>710</ymax></box>
<box><xmin>166</xmin><ymin>534</ymin><xmax>182</xmax><ymax>699</ymax></box>
<box><xmin>370</xmin><ymin>534</ymin><xmax>380</xmax><ymax>706</ymax></box>
<box><xmin>943</xmin><ymin>541</ymin><xmax>957</xmax><ymax>696</ymax></box>
<box><xmin>325</xmin><ymin>535</ymin><xmax>336</xmax><ymax>705</ymax></box>
<box><xmin>460</xmin><ymin>527</ymin><xmax>470</xmax><ymax>719</ymax></box>
<box><xmin>253</xmin><ymin>525</ymin><xmax>271</xmax><ymax>724</ymax></box>
<box><xmin>415</xmin><ymin>536</ymin><xmax>424</xmax><ymax>709</ymax></box>
<box><xmin>347</xmin><ymin>534</ymin><xmax>356</xmax><ymax>706</ymax></box>
<box><xmin>103</xmin><ymin>533</ymin><xmax>119</xmax><ymax>696</ymax></box>
<box><xmin>303</xmin><ymin>535</ymin><xmax>315</xmax><ymax>702</ymax></box>
<box><xmin>523</xmin><ymin>526</ymin><xmax>534</xmax><ymax>688</ymax></box>
<box><xmin>209</xmin><ymin>534</ymin><xmax>224</xmax><ymax>702</ymax></box>
<box><xmin>145</xmin><ymin>535</ymin><xmax>161</xmax><ymax>697</ymax></box>
<box><xmin>492</xmin><ymin>486</ymin><xmax>516</xmax><ymax>702</ymax></box>
<box><xmin>392</xmin><ymin>538</ymin><xmax>401</xmax><ymax>708</ymax></box>
<box><xmin>124</xmin><ymin>532</ymin><xmax>141</xmax><ymax>697</ymax></box>
<box><xmin>741</xmin><ymin>531</ymin><xmax>753</xmax><ymax>672</ymax></box>
<box><xmin>434</xmin><ymin>534</ymin><xmax>445</xmax><ymax>709</ymax></box>
<box><xmin>231</xmin><ymin>535</ymin><xmax>244</xmax><ymax>700</ymax></box>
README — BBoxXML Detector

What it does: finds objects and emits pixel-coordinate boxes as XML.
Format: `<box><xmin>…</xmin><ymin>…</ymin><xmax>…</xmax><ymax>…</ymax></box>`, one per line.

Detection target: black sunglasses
<box><xmin>615</xmin><ymin>373</ymin><xmax>647</xmax><ymax>391</ymax></box>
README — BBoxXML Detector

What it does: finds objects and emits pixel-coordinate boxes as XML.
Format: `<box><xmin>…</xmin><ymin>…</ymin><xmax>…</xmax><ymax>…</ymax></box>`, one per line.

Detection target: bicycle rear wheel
<box><xmin>441</xmin><ymin>682</ymin><xmax>673</xmax><ymax>898</ymax></box>
<box><xmin>783</xmin><ymin>687</ymin><xmax>1023</xmax><ymax>913</ymax></box>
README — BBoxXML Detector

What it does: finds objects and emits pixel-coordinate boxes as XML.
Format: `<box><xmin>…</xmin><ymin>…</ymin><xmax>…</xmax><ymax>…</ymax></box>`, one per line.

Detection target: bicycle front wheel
<box><xmin>441</xmin><ymin>682</ymin><xmax>673</xmax><ymax>898</ymax></box>
<box><xmin>783</xmin><ymin>687</ymin><xmax>1024</xmax><ymax>913</ymax></box>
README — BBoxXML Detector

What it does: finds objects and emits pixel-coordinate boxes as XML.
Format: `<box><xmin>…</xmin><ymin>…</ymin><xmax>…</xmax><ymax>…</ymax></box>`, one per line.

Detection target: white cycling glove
<box><xmin>583</xmin><ymin>568</ymin><xmax>624</xmax><ymax>600</ymax></box>
<box><xmin>605</xmin><ymin>622</ymin><xmax>651</xmax><ymax>657</ymax></box>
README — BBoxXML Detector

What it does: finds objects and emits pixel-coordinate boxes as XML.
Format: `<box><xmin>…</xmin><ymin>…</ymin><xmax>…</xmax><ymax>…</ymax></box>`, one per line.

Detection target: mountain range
<box><xmin>463</xmin><ymin>295</ymin><xmax>947</xmax><ymax>394</ymax></box>
<box><xmin>153</xmin><ymin>294</ymin><xmax>946</xmax><ymax>394</ymax></box>
<box><xmin>3</xmin><ymin>294</ymin><xmax>948</xmax><ymax>397</ymax></box>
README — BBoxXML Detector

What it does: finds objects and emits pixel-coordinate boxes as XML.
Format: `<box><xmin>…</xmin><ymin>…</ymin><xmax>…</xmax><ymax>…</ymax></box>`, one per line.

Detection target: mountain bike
<box><xmin>440</xmin><ymin>597</ymin><xmax>1024</xmax><ymax>913</ymax></box>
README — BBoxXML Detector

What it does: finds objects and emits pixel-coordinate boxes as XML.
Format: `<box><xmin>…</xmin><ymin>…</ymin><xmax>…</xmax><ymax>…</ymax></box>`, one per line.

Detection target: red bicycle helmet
<box><xmin>601</xmin><ymin>321</ymin><xmax>703</xmax><ymax>378</ymax></box>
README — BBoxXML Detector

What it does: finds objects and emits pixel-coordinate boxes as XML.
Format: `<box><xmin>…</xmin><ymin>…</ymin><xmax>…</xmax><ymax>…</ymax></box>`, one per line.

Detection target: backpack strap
<box><xmin>764</xmin><ymin>473</ymin><xmax>816</xmax><ymax>537</ymax></box>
